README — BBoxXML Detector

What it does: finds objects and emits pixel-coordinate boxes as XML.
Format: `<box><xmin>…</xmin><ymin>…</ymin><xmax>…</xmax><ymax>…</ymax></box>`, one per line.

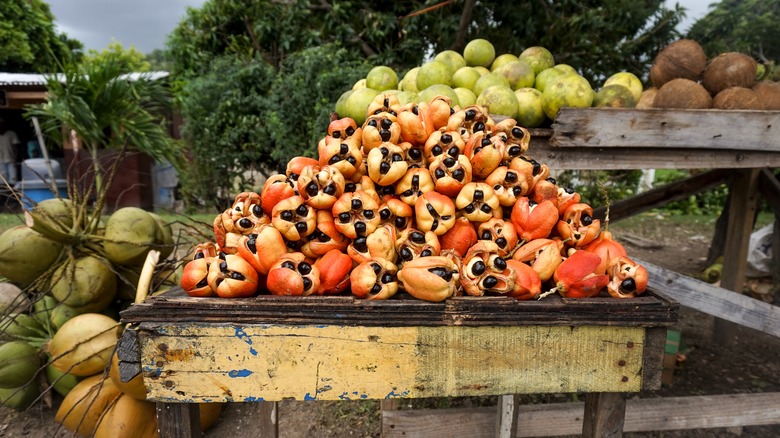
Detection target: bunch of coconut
<box><xmin>641</xmin><ymin>38</ymin><xmax>780</xmax><ymax>110</ymax></box>
<box><xmin>0</xmin><ymin>199</ymin><xmax>179</xmax><ymax>414</ymax></box>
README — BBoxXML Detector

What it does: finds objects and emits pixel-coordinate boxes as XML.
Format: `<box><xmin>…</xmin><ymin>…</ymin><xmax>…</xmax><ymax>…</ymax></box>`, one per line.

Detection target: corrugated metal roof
<box><xmin>0</xmin><ymin>71</ymin><xmax>170</xmax><ymax>87</ymax></box>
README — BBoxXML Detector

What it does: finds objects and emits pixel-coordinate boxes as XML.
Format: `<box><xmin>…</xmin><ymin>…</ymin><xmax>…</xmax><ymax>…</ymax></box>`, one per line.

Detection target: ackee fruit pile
<box><xmin>180</xmin><ymin>93</ymin><xmax>648</xmax><ymax>302</ymax></box>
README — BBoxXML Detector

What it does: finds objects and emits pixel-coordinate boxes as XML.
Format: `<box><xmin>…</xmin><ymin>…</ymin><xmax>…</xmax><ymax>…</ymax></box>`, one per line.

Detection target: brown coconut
<box><xmin>702</xmin><ymin>52</ymin><xmax>757</xmax><ymax>95</ymax></box>
<box><xmin>752</xmin><ymin>80</ymin><xmax>780</xmax><ymax>110</ymax></box>
<box><xmin>653</xmin><ymin>78</ymin><xmax>712</xmax><ymax>109</ymax></box>
<box><xmin>712</xmin><ymin>87</ymin><xmax>765</xmax><ymax>110</ymax></box>
<box><xmin>636</xmin><ymin>87</ymin><xmax>658</xmax><ymax>109</ymax></box>
<box><xmin>649</xmin><ymin>39</ymin><xmax>708</xmax><ymax>88</ymax></box>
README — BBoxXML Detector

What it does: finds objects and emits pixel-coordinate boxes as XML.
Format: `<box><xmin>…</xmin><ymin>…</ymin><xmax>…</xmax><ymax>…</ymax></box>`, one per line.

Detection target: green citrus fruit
<box><xmin>366</xmin><ymin>66</ymin><xmax>398</xmax><ymax>92</ymax></box>
<box><xmin>352</xmin><ymin>78</ymin><xmax>367</xmax><ymax>90</ymax></box>
<box><xmin>395</xmin><ymin>91</ymin><xmax>418</xmax><ymax>106</ymax></box>
<box><xmin>534</xmin><ymin>67</ymin><xmax>567</xmax><ymax>93</ymax></box>
<box><xmin>477</xmin><ymin>85</ymin><xmax>518</xmax><ymax>118</ymax></box>
<box><xmin>399</xmin><ymin>67</ymin><xmax>420</xmax><ymax>92</ymax></box>
<box><xmin>335</xmin><ymin>89</ymin><xmax>354</xmax><ymax>117</ymax></box>
<box><xmin>518</xmin><ymin>46</ymin><xmax>555</xmax><ymax>76</ymax></box>
<box><xmin>454</xmin><ymin>87</ymin><xmax>477</xmax><ymax>107</ymax></box>
<box><xmin>452</xmin><ymin>67</ymin><xmax>482</xmax><ymax>91</ymax></box>
<box><xmin>542</xmin><ymin>74</ymin><xmax>594</xmax><ymax>119</ymax></box>
<box><xmin>464</xmin><ymin>39</ymin><xmax>496</xmax><ymax>68</ymax></box>
<box><xmin>490</xmin><ymin>53</ymin><xmax>519</xmax><ymax>72</ymax></box>
<box><xmin>593</xmin><ymin>84</ymin><xmax>637</xmax><ymax>108</ymax></box>
<box><xmin>473</xmin><ymin>73</ymin><xmax>510</xmax><ymax>97</ymax></box>
<box><xmin>344</xmin><ymin>87</ymin><xmax>380</xmax><ymax>125</ymax></box>
<box><xmin>435</xmin><ymin>50</ymin><xmax>467</xmax><ymax>75</ymax></box>
<box><xmin>496</xmin><ymin>60</ymin><xmax>536</xmax><ymax>90</ymax></box>
<box><xmin>416</xmin><ymin>60</ymin><xmax>453</xmax><ymax>91</ymax></box>
<box><xmin>474</xmin><ymin>66</ymin><xmax>491</xmax><ymax>76</ymax></box>
<box><xmin>418</xmin><ymin>84</ymin><xmax>460</xmax><ymax>107</ymax></box>
<box><xmin>603</xmin><ymin>72</ymin><xmax>643</xmax><ymax>102</ymax></box>
<box><xmin>554</xmin><ymin>64</ymin><xmax>577</xmax><ymax>75</ymax></box>
<box><xmin>515</xmin><ymin>87</ymin><xmax>546</xmax><ymax>128</ymax></box>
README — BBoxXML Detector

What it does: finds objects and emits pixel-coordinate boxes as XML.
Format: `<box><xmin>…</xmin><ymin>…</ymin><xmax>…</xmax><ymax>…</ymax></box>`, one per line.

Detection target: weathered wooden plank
<box><xmin>156</xmin><ymin>402</ymin><xmax>200</xmax><ymax>438</ymax></box>
<box><xmin>592</xmin><ymin>169</ymin><xmax>731</xmax><ymax>222</ymax></box>
<box><xmin>582</xmin><ymin>392</ymin><xmax>626</xmax><ymax>438</ymax></box>
<box><xmin>496</xmin><ymin>395</ymin><xmax>521</xmax><ymax>438</ymax></box>
<box><xmin>716</xmin><ymin>168</ymin><xmax>762</xmax><ymax>344</ymax></box>
<box><xmin>139</xmin><ymin>324</ymin><xmax>646</xmax><ymax>402</ymax></box>
<box><xmin>639</xmin><ymin>260</ymin><xmax>780</xmax><ymax>338</ymax></box>
<box><xmin>758</xmin><ymin>168</ymin><xmax>780</xmax><ymax>217</ymax></box>
<box><xmin>640</xmin><ymin>327</ymin><xmax>667</xmax><ymax>391</ymax></box>
<box><xmin>381</xmin><ymin>392</ymin><xmax>780</xmax><ymax>437</ymax></box>
<box><xmin>550</xmin><ymin>108</ymin><xmax>780</xmax><ymax>151</ymax></box>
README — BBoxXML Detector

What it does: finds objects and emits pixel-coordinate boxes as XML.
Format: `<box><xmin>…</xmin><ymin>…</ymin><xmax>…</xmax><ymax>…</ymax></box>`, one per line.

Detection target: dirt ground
<box><xmin>1</xmin><ymin>213</ymin><xmax>778</xmax><ymax>437</ymax></box>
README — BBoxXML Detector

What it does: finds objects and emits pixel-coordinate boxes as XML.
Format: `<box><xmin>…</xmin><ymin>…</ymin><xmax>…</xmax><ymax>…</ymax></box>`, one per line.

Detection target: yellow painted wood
<box><xmin>140</xmin><ymin>324</ymin><xmax>645</xmax><ymax>403</ymax></box>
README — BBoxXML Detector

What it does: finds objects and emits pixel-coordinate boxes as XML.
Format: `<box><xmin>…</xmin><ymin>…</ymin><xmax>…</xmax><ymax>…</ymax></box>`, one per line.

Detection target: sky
<box><xmin>46</xmin><ymin>0</ymin><xmax>714</xmax><ymax>55</ymax></box>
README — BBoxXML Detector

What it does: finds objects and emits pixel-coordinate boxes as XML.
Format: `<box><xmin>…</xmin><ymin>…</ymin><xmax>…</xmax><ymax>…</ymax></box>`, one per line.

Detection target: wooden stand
<box><xmin>120</xmin><ymin>288</ymin><xmax>677</xmax><ymax>437</ymax></box>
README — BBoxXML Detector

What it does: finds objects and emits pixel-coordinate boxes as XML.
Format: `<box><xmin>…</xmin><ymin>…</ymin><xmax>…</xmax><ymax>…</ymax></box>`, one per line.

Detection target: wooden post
<box><xmin>495</xmin><ymin>394</ymin><xmax>520</xmax><ymax>438</ymax></box>
<box><xmin>156</xmin><ymin>402</ymin><xmax>200</xmax><ymax>438</ymax></box>
<box><xmin>582</xmin><ymin>392</ymin><xmax>626</xmax><ymax>438</ymax></box>
<box><xmin>256</xmin><ymin>401</ymin><xmax>279</xmax><ymax>438</ymax></box>
<box><xmin>714</xmin><ymin>168</ymin><xmax>761</xmax><ymax>345</ymax></box>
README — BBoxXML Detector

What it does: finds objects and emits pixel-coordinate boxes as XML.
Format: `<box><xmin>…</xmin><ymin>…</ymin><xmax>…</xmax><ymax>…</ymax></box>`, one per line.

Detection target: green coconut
<box><xmin>50</xmin><ymin>302</ymin><xmax>86</xmax><ymax>330</ymax></box>
<box><xmin>150</xmin><ymin>213</ymin><xmax>175</xmax><ymax>261</ymax></box>
<box><xmin>0</xmin><ymin>226</ymin><xmax>63</xmax><ymax>288</ymax></box>
<box><xmin>46</xmin><ymin>364</ymin><xmax>81</xmax><ymax>397</ymax></box>
<box><xmin>0</xmin><ymin>314</ymin><xmax>47</xmax><ymax>342</ymax></box>
<box><xmin>24</xmin><ymin>198</ymin><xmax>77</xmax><ymax>245</ymax></box>
<box><xmin>102</xmin><ymin>207</ymin><xmax>159</xmax><ymax>266</ymax></box>
<box><xmin>0</xmin><ymin>383</ymin><xmax>40</xmax><ymax>410</ymax></box>
<box><xmin>50</xmin><ymin>255</ymin><xmax>117</xmax><ymax>313</ymax></box>
<box><xmin>0</xmin><ymin>341</ymin><xmax>40</xmax><ymax>388</ymax></box>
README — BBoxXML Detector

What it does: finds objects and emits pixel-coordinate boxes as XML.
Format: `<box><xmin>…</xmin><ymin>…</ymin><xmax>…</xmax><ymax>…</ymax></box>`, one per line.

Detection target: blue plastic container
<box><xmin>15</xmin><ymin>180</ymin><xmax>68</xmax><ymax>210</ymax></box>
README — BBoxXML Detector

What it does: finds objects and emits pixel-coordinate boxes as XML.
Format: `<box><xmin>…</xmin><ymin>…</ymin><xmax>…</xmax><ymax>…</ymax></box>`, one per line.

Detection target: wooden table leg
<box><xmin>156</xmin><ymin>402</ymin><xmax>200</xmax><ymax>438</ymax></box>
<box><xmin>495</xmin><ymin>394</ymin><xmax>520</xmax><ymax>438</ymax></box>
<box><xmin>582</xmin><ymin>392</ymin><xmax>626</xmax><ymax>438</ymax></box>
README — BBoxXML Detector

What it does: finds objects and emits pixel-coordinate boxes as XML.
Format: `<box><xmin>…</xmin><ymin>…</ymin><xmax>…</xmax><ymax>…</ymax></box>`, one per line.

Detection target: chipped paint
<box><xmin>228</xmin><ymin>369</ymin><xmax>253</xmax><ymax>378</ymax></box>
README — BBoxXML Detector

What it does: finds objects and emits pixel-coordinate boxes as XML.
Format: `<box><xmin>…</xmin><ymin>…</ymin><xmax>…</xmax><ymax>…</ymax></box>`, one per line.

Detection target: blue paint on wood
<box><xmin>234</xmin><ymin>327</ymin><xmax>259</xmax><ymax>356</ymax></box>
<box><xmin>304</xmin><ymin>392</ymin><xmax>316</xmax><ymax>400</ymax></box>
<box><xmin>228</xmin><ymin>369</ymin><xmax>253</xmax><ymax>378</ymax></box>
<box><xmin>243</xmin><ymin>396</ymin><xmax>265</xmax><ymax>402</ymax></box>
<box><xmin>386</xmin><ymin>388</ymin><xmax>410</xmax><ymax>398</ymax></box>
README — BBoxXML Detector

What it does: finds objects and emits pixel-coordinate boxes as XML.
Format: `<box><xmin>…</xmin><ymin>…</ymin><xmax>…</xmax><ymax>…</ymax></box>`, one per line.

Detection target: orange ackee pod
<box><xmin>423</xmin><ymin>129</ymin><xmax>465</xmax><ymax>165</ymax></box>
<box><xmin>583</xmin><ymin>229</ymin><xmax>628</xmax><ymax>275</ymax></box>
<box><xmin>235</xmin><ymin>224</ymin><xmax>287</xmax><ymax>276</ymax></box>
<box><xmin>459</xmin><ymin>241</ymin><xmax>516</xmax><ymax>297</ymax></box>
<box><xmin>260</xmin><ymin>174</ymin><xmax>296</xmax><ymax>217</ymax></box>
<box><xmin>181</xmin><ymin>254</ymin><xmax>216</xmax><ymax>297</ymax></box>
<box><xmin>476</xmin><ymin>218</ymin><xmax>518</xmax><ymax>256</ymax></box>
<box><xmin>348</xmin><ymin>222</ymin><xmax>397</xmax><ymax>265</ymax></box>
<box><xmin>511</xmin><ymin>238</ymin><xmax>563</xmax><ymax>282</ymax></box>
<box><xmin>265</xmin><ymin>252</ymin><xmax>320</xmax><ymax>296</ymax></box>
<box><xmin>505</xmin><ymin>259</ymin><xmax>542</xmax><ymax>300</ymax></box>
<box><xmin>300</xmin><ymin>210</ymin><xmax>350</xmax><ymax>259</ymax></box>
<box><xmin>556</xmin><ymin>203</ymin><xmax>601</xmax><ymax>249</ymax></box>
<box><xmin>426</xmin><ymin>95</ymin><xmax>455</xmax><ymax>130</ymax></box>
<box><xmin>206</xmin><ymin>253</ymin><xmax>259</xmax><ymax>298</ymax></box>
<box><xmin>606</xmin><ymin>256</ymin><xmax>649</xmax><ymax>299</ymax></box>
<box><xmin>397</xmin><ymin>102</ymin><xmax>435</xmax><ymax>146</ymax></box>
<box><xmin>351</xmin><ymin>258</ymin><xmax>399</xmax><ymax>300</ymax></box>
<box><xmin>510</xmin><ymin>197</ymin><xmax>558</xmax><ymax>242</ymax></box>
<box><xmin>544</xmin><ymin>250</ymin><xmax>609</xmax><ymax>299</ymax></box>
<box><xmin>414</xmin><ymin>191</ymin><xmax>456</xmax><ymax>236</ymax></box>
<box><xmin>377</xmin><ymin>198</ymin><xmax>414</xmax><ymax>232</ymax></box>
<box><xmin>362</xmin><ymin>113</ymin><xmax>401</xmax><ymax>152</ymax></box>
<box><xmin>286</xmin><ymin>156</ymin><xmax>319</xmax><ymax>182</ymax></box>
<box><xmin>397</xmin><ymin>256</ymin><xmax>459</xmax><ymax>302</ymax></box>
<box><xmin>395</xmin><ymin>228</ymin><xmax>440</xmax><ymax>266</ymax></box>
<box><xmin>438</xmin><ymin>216</ymin><xmax>477</xmax><ymax>257</ymax></box>
<box><xmin>314</xmin><ymin>249</ymin><xmax>353</xmax><ymax>296</ymax></box>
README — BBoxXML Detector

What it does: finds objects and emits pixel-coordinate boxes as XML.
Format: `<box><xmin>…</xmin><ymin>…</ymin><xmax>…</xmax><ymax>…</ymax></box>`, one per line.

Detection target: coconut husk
<box><xmin>712</xmin><ymin>87</ymin><xmax>765</xmax><ymax>110</ymax></box>
<box><xmin>653</xmin><ymin>78</ymin><xmax>712</xmax><ymax>109</ymax></box>
<box><xmin>649</xmin><ymin>39</ymin><xmax>707</xmax><ymax>88</ymax></box>
<box><xmin>702</xmin><ymin>52</ymin><xmax>757</xmax><ymax>95</ymax></box>
<box><xmin>636</xmin><ymin>87</ymin><xmax>658</xmax><ymax>109</ymax></box>
<box><xmin>752</xmin><ymin>80</ymin><xmax>780</xmax><ymax>110</ymax></box>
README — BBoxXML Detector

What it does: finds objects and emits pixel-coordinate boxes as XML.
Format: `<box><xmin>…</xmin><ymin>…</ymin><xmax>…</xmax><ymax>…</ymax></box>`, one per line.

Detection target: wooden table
<box><xmin>119</xmin><ymin>287</ymin><xmax>678</xmax><ymax>437</ymax></box>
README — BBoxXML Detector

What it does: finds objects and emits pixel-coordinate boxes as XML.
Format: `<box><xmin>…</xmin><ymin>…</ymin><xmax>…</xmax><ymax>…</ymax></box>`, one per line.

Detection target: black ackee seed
<box><xmin>220</xmin><ymin>261</ymin><xmax>229</xmax><ymax>272</ymax></box>
<box><xmin>339</xmin><ymin>143</ymin><xmax>349</xmax><ymax>154</ymax></box>
<box><xmin>480</xmin><ymin>204</ymin><xmax>493</xmax><ymax>213</ymax></box>
<box><xmin>410</xmin><ymin>231</ymin><xmax>425</xmax><ymax>243</ymax></box>
<box><xmin>508</xmin><ymin>146</ymin><xmax>521</xmax><ymax>157</ymax></box>
<box><xmin>380</xmin><ymin>208</ymin><xmax>391</xmax><ymax>220</ymax></box>
<box><xmin>370</xmin><ymin>284</ymin><xmax>382</xmax><ymax>294</ymax></box>
<box><xmin>402</xmin><ymin>189</ymin><xmax>414</xmax><ymax>197</ymax></box>
<box><xmin>231</xmin><ymin>272</ymin><xmax>245</xmax><ymax>280</ymax></box>
<box><xmin>481</xmin><ymin>138</ymin><xmax>491</xmax><ymax>147</ymax></box>
<box><xmin>219</xmin><ymin>252</ymin><xmax>227</xmax><ymax>260</ymax></box>
<box><xmin>252</xmin><ymin>205</ymin><xmax>263</xmax><ymax>217</ymax></box>
<box><xmin>411</xmin><ymin>175</ymin><xmax>419</xmax><ymax>185</ymax></box>
<box><xmin>494</xmin><ymin>257</ymin><xmax>507</xmax><ymax>270</ymax></box>
<box><xmin>474</xmin><ymin>121</ymin><xmax>485</xmax><ymax>132</ymax></box>
<box><xmin>392</xmin><ymin>153</ymin><xmax>403</xmax><ymax>162</ymax></box>
<box><xmin>400</xmin><ymin>247</ymin><xmax>413</xmax><ymax>260</ymax></box>
<box><xmin>582</xmin><ymin>214</ymin><xmax>593</xmax><ymax>226</ymax></box>
<box><xmin>481</xmin><ymin>230</ymin><xmax>492</xmax><ymax>240</ymax></box>
<box><xmin>332</xmin><ymin>131</ymin><xmax>341</xmax><ymax>139</ymax></box>
<box><xmin>453</xmin><ymin>169</ymin><xmax>465</xmax><ymax>181</ymax></box>
<box><xmin>351</xmin><ymin>199</ymin><xmax>363</xmax><ymax>210</ymax></box>
<box><xmin>432</xmin><ymin>145</ymin><xmax>443</xmax><ymax>156</ymax></box>
<box><xmin>496</xmin><ymin>238</ymin><xmax>507</xmax><ymax>248</ymax></box>
<box><xmin>474</xmin><ymin>190</ymin><xmax>484</xmax><ymax>201</ymax></box>
<box><xmin>441</xmin><ymin>215</ymin><xmax>451</xmax><ymax>220</ymax></box>
<box><xmin>381</xmin><ymin>118</ymin><xmax>392</xmax><ymax>129</ymax></box>
<box><xmin>483</xmin><ymin>275</ymin><xmax>498</xmax><ymax>288</ymax></box>
<box><xmin>443</xmin><ymin>157</ymin><xmax>456</xmax><ymax>168</ymax></box>
<box><xmin>472</xmin><ymin>260</ymin><xmax>486</xmax><ymax>276</ymax></box>
<box><xmin>434</xmin><ymin>168</ymin><xmax>446</xmax><ymax>179</ymax></box>
<box><xmin>505</xmin><ymin>172</ymin><xmax>517</xmax><ymax>183</ymax></box>
<box><xmin>464</xmin><ymin>204</ymin><xmax>476</xmax><ymax>214</ymax></box>
<box><xmin>196</xmin><ymin>278</ymin><xmax>209</xmax><ymax>288</ymax></box>
<box><xmin>380</xmin><ymin>147</ymin><xmax>389</xmax><ymax>158</ymax></box>
<box><xmin>363</xmin><ymin>210</ymin><xmax>375</xmax><ymax>219</ymax></box>
<box><xmin>381</xmin><ymin>273</ymin><xmax>394</xmax><ymax>284</ymax></box>
<box><xmin>412</xmin><ymin>105</ymin><xmax>419</xmax><ymax>115</ymax></box>
<box><xmin>565</xmin><ymin>187</ymin><xmax>575</xmax><ymax>194</ymax></box>
<box><xmin>352</xmin><ymin>237</ymin><xmax>368</xmax><ymax>252</ymax></box>
<box><xmin>298</xmin><ymin>262</ymin><xmax>312</xmax><ymax>275</ymax></box>
<box><xmin>621</xmin><ymin>278</ymin><xmax>637</xmax><ymax>291</ymax></box>
<box><xmin>447</xmin><ymin>146</ymin><xmax>459</xmax><ymax>157</ymax></box>
<box><xmin>338</xmin><ymin>212</ymin><xmax>351</xmax><ymax>223</ymax></box>
<box><xmin>373</xmin><ymin>109</ymin><xmax>382</xmax><ymax>115</ymax></box>
<box><xmin>289</xmin><ymin>173</ymin><xmax>300</xmax><ymax>181</ymax></box>
<box><xmin>296</xmin><ymin>204</ymin><xmax>309</xmax><ymax>216</ymax></box>
<box><xmin>346</xmin><ymin>127</ymin><xmax>355</xmax><ymax>136</ymax></box>
<box><xmin>529</xmin><ymin>200</ymin><xmax>538</xmax><ymax>207</ymax></box>
<box><xmin>328</xmin><ymin>156</ymin><xmax>340</xmax><ymax>165</ymax></box>
<box><xmin>428</xmin><ymin>267</ymin><xmax>452</xmax><ymax>281</ymax></box>
<box><xmin>282</xmin><ymin>261</ymin><xmax>296</xmax><ymax>270</ymax></box>
<box><xmin>494</xmin><ymin>184</ymin><xmax>502</xmax><ymax>191</ymax></box>
<box><xmin>380</xmin><ymin>162</ymin><xmax>391</xmax><ymax>174</ymax></box>
<box><xmin>512</xmin><ymin>187</ymin><xmax>523</xmax><ymax>197</ymax></box>
<box><xmin>305</xmin><ymin>182</ymin><xmax>319</xmax><ymax>197</ymax></box>
<box><xmin>302</xmin><ymin>277</ymin><xmax>312</xmax><ymax>291</ymax></box>
<box><xmin>371</xmin><ymin>263</ymin><xmax>382</xmax><ymax>275</ymax></box>
<box><xmin>420</xmin><ymin>249</ymin><xmax>432</xmax><ymax>257</ymax></box>
<box><xmin>465</xmin><ymin>109</ymin><xmax>476</xmax><ymax>120</ymax></box>
<box><xmin>531</xmin><ymin>160</ymin><xmax>541</xmax><ymax>176</ymax></box>
<box><xmin>547</xmin><ymin>177</ymin><xmax>557</xmax><ymax>184</ymax></box>
<box><xmin>511</xmin><ymin>127</ymin><xmax>524</xmax><ymax>139</ymax></box>
<box><xmin>474</xmin><ymin>146</ymin><xmax>483</xmax><ymax>154</ymax></box>
<box><xmin>295</xmin><ymin>222</ymin><xmax>309</xmax><ymax>233</ymax></box>
<box><xmin>247</xmin><ymin>235</ymin><xmax>258</xmax><ymax>252</ymax></box>
<box><xmin>281</xmin><ymin>211</ymin><xmax>293</xmax><ymax>221</ymax></box>
<box><xmin>395</xmin><ymin>217</ymin><xmax>407</xmax><ymax>228</ymax></box>
<box><xmin>368</xmin><ymin>119</ymin><xmax>378</xmax><ymax>127</ymax></box>
<box><xmin>194</xmin><ymin>252</ymin><xmax>205</xmax><ymax>260</ymax></box>
<box><xmin>381</xmin><ymin>186</ymin><xmax>394</xmax><ymax>195</ymax></box>
<box><xmin>323</xmin><ymin>184</ymin><xmax>337</xmax><ymax>196</ymax></box>
<box><xmin>238</xmin><ymin>218</ymin><xmax>252</xmax><ymax>229</ymax></box>
<box><xmin>346</xmin><ymin>156</ymin><xmax>357</xmax><ymax>165</ymax></box>
<box><xmin>431</xmin><ymin>219</ymin><xmax>439</xmax><ymax>231</ymax></box>
<box><xmin>380</xmin><ymin>130</ymin><xmax>391</xmax><ymax>141</ymax></box>
<box><xmin>409</xmin><ymin>148</ymin><xmax>422</xmax><ymax>159</ymax></box>
<box><xmin>345</xmin><ymin>182</ymin><xmax>356</xmax><ymax>192</ymax></box>
<box><xmin>355</xmin><ymin>221</ymin><xmax>367</xmax><ymax>235</ymax></box>
<box><xmin>318</xmin><ymin>232</ymin><xmax>330</xmax><ymax>242</ymax></box>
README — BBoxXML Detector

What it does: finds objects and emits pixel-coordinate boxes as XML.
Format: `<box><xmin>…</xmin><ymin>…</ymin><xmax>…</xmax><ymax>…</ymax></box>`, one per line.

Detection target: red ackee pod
<box><xmin>397</xmin><ymin>102</ymin><xmax>435</xmax><ymax>146</ymax></box>
<box><xmin>235</xmin><ymin>224</ymin><xmax>287</xmax><ymax>275</ymax></box>
<box><xmin>511</xmin><ymin>238</ymin><xmax>564</xmax><ymax>282</ymax></box>
<box><xmin>206</xmin><ymin>253</ymin><xmax>260</xmax><ymax>298</ymax></box>
<box><xmin>314</xmin><ymin>249</ymin><xmax>353</xmax><ymax>296</ymax></box>
<box><xmin>505</xmin><ymin>259</ymin><xmax>542</xmax><ymax>300</ymax></box>
<box><xmin>583</xmin><ymin>229</ymin><xmax>628</xmax><ymax>275</ymax></box>
<box><xmin>541</xmin><ymin>250</ymin><xmax>609</xmax><ymax>299</ymax></box>
<box><xmin>180</xmin><ymin>242</ymin><xmax>219</xmax><ymax>297</ymax></box>
<box><xmin>426</xmin><ymin>95</ymin><xmax>455</xmax><ymax>130</ymax></box>
<box><xmin>556</xmin><ymin>203</ymin><xmax>601</xmax><ymax>249</ymax></box>
<box><xmin>510</xmin><ymin>197</ymin><xmax>558</xmax><ymax>242</ymax></box>
<box><xmin>476</xmin><ymin>218</ymin><xmax>518</xmax><ymax>257</ymax></box>
<box><xmin>286</xmin><ymin>156</ymin><xmax>319</xmax><ymax>183</ymax></box>
<box><xmin>265</xmin><ymin>252</ymin><xmax>321</xmax><ymax>296</ymax></box>
<box><xmin>438</xmin><ymin>216</ymin><xmax>477</xmax><ymax>257</ymax></box>
<box><xmin>260</xmin><ymin>174</ymin><xmax>296</xmax><ymax>217</ymax></box>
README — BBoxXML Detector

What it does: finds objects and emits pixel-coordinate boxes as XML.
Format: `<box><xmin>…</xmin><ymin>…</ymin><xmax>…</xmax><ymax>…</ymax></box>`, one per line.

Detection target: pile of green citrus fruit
<box><xmin>336</xmin><ymin>39</ymin><xmax>643</xmax><ymax>128</ymax></box>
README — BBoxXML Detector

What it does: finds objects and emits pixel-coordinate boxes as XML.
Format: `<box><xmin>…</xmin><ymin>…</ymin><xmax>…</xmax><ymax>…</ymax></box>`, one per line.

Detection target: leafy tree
<box><xmin>0</xmin><ymin>0</ymin><xmax>82</xmax><ymax>72</ymax></box>
<box><xmin>687</xmin><ymin>0</ymin><xmax>780</xmax><ymax>65</ymax></box>
<box><xmin>146</xmin><ymin>49</ymin><xmax>174</xmax><ymax>72</ymax></box>
<box><xmin>83</xmin><ymin>40</ymin><xmax>151</xmax><ymax>72</ymax></box>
